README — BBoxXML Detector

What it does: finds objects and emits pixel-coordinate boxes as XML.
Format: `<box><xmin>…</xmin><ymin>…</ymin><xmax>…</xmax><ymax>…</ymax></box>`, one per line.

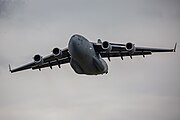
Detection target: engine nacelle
<box><xmin>33</xmin><ymin>54</ymin><xmax>43</xmax><ymax>64</ymax></box>
<box><xmin>102</xmin><ymin>41</ymin><xmax>112</xmax><ymax>52</ymax></box>
<box><xmin>52</xmin><ymin>48</ymin><xmax>62</xmax><ymax>58</ymax></box>
<box><xmin>125</xmin><ymin>42</ymin><xmax>135</xmax><ymax>53</ymax></box>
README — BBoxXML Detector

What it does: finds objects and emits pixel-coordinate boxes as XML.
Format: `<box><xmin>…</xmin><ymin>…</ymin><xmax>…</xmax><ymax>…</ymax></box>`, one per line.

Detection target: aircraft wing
<box><xmin>9</xmin><ymin>48</ymin><xmax>71</xmax><ymax>73</ymax></box>
<box><xmin>93</xmin><ymin>41</ymin><xmax>177</xmax><ymax>60</ymax></box>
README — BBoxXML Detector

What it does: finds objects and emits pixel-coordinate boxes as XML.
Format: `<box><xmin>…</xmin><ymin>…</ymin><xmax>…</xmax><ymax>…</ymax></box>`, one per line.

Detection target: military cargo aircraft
<box><xmin>9</xmin><ymin>34</ymin><xmax>177</xmax><ymax>75</ymax></box>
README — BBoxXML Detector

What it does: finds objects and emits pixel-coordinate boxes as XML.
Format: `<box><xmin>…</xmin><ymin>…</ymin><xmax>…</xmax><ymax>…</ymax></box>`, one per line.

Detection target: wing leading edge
<box><xmin>9</xmin><ymin>48</ymin><xmax>71</xmax><ymax>73</ymax></box>
<box><xmin>93</xmin><ymin>41</ymin><xmax>177</xmax><ymax>60</ymax></box>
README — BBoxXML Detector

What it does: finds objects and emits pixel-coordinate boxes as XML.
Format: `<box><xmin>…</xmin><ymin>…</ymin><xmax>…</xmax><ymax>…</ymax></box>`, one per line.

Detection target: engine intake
<box><xmin>102</xmin><ymin>41</ymin><xmax>112</xmax><ymax>51</ymax></box>
<box><xmin>33</xmin><ymin>54</ymin><xmax>43</xmax><ymax>64</ymax></box>
<box><xmin>52</xmin><ymin>48</ymin><xmax>62</xmax><ymax>58</ymax></box>
<box><xmin>125</xmin><ymin>42</ymin><xmax>135</xmax><ymax>53</ymax></box>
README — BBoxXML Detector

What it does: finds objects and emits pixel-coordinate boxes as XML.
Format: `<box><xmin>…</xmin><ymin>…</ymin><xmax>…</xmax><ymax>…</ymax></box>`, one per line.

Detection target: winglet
<box><xmin>173</xmin><ymin>43</ymin><xmax>177</xmax><ymax>52</ymax></box>
<box><xmin>9</xmin><ymin>64</ymin><xmax>12</xmax><ymax>73</ymax></box>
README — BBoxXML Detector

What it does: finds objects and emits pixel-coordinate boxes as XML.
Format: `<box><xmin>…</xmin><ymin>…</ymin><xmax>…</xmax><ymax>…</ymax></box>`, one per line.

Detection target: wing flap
<box><xmin>100</xmin><ymin>51</ymin><xmax>152</xmax><ymax>58</ymax></box>
<box><xmin>10</xmin><ymin>62</ymin><xmax>36</xmax><ymax>73</ymax></box>
<box><xmin>136</xmin><ymin>47</ymin><xmax>174</xmax><ymax>52</ymax></box>
<box><xmin>32</xmin><ymin>57</ymin><xmax>70</xmax><ymax>70</ymax></box>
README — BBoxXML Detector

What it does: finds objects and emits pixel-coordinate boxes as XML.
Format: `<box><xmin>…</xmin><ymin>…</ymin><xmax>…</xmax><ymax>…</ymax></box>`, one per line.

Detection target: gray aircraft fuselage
<box><xmin>68</xmin><ymin>34</ymin><xmax>108</xmax><ymax>75</ymax></box>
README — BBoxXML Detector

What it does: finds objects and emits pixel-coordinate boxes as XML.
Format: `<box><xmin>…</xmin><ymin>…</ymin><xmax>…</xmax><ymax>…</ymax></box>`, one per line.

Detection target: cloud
<box><xmin>0</xmin><ymin>0</ymin><xmax>180</xmax><ymax>120</ymax></box>
<box><xmin>0</xmin><ymin>0</ymin><xmax>24</xmax><ymax>19</ymax></box>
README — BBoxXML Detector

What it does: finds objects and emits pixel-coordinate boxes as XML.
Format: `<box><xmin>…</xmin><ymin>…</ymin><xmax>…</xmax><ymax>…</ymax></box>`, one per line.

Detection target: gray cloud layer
<box><xmin>0</xmin><ymin>0</ymin><xmax>180</xmax><ymax>120</ymax></box>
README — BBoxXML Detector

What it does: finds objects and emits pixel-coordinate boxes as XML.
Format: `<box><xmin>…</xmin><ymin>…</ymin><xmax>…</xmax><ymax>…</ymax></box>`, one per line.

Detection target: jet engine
<box><xmin>52</xmin><ymin>48</ymin><xmax>62</xmax><ymax>58</ymax></box>
<box><xmin>125</xmin><ymin>42</ymin><xmax>135</xmax><ymax>53</ymax></box>
<box><xmin>33</xmin><ymin>54</ymin><xmax>43</xmax><ymax>64</ymax></box>
<box><xmin>102</xmin><ymin>41</ymin><xmax>112</xmax><ymax>52</ymax></box>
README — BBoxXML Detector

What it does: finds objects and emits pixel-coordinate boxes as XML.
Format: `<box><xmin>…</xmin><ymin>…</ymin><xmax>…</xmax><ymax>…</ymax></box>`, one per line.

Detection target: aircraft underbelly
<box><xmin>70</xmin><ymin>55</ymin><xmax>107</xmax><ymax>75</ymax></box>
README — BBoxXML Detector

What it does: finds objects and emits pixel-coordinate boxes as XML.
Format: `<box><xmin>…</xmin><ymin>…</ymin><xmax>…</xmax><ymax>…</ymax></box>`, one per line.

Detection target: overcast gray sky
<box><xmin>0</xmin><ymin>0</ymin><xmax>180</xmax><ymax>120</ymax></box>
